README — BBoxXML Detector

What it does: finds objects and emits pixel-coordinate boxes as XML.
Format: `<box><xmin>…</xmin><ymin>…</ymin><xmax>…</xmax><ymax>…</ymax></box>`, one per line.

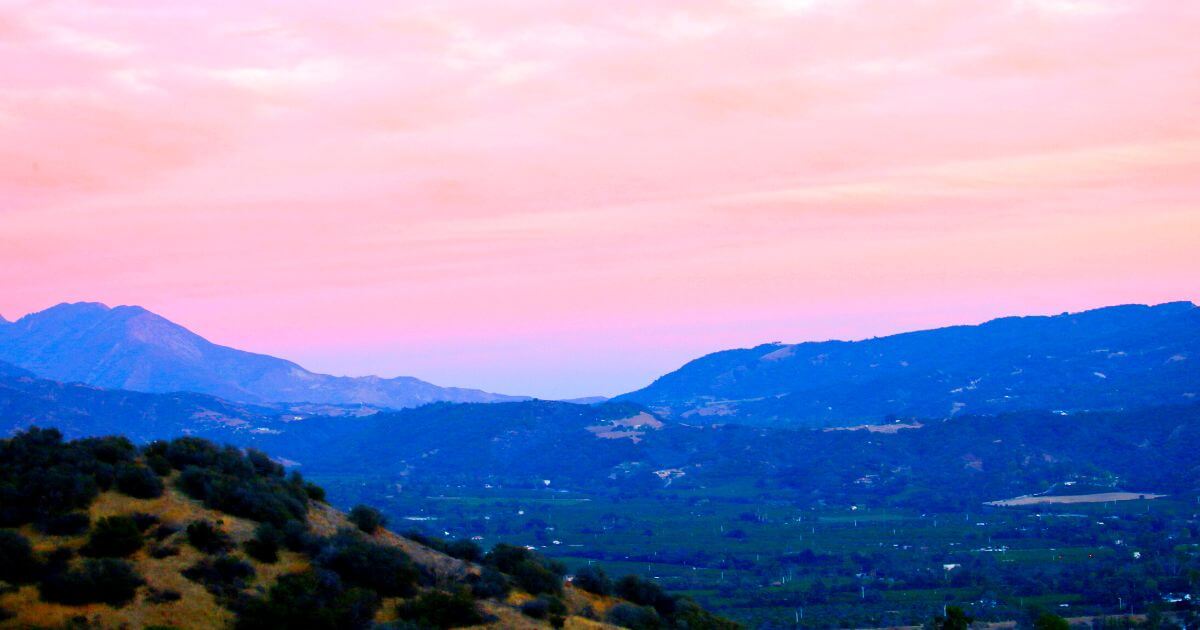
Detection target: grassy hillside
<box><xmin>0</xmin><ymin>428</ymin><xmax>738</xmax><ymax>629</ymax></box>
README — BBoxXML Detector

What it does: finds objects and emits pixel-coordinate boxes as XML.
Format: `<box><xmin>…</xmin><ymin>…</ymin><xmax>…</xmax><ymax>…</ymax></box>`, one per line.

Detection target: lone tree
<box><xmin>349</xmin><ymin>505</ymin><xmax>386</xmax><ymax>534</ymax></box>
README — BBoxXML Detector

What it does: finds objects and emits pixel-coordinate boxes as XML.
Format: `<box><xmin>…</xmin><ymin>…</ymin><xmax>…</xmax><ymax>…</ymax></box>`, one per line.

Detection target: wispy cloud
<box><xmin>1</xmin><ymin>0</ymin><xmax>1197</xmax><ymax>396</ymax></box>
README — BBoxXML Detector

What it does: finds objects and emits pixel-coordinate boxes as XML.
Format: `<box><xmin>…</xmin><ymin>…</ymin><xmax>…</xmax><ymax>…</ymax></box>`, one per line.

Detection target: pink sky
<box><xmin>2</xmin><ymin>0</ymin><xmax>1198</xmax><ymax>398</ymax></box>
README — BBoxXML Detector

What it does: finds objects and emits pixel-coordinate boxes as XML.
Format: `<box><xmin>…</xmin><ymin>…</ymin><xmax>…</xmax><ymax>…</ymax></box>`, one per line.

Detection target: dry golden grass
<box><xmin>563</xmin><ymin>584</ymin><xmax>619</xmax><ymax>617</ymax></box>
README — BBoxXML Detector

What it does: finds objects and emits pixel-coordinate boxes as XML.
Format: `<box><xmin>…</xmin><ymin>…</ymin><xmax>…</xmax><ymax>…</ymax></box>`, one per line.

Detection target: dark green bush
<box><xmin>81</xmin><ymin>515</ymin><xmax>144</xmax><ymax>558</ymax></box>
<box><xmin>607</xmin><ymin>602</ymin><xmax>662</xmax><ymax>630</ymax></box>
<box><xmin>0</xmin><ymin>529</ymin><xmax>38</xmax><ymax>584</ymax></box>
<box><xmin>150</xmin><ymin>544</ymin><xmax>181</xmax><ymax>559</ymax></box>
<box><xmin>348</xmin><ymin>505</ymin><xmax>386</xmax><ymax>534</ymax></box>
<box><xmin>39</xmin><ymin>558</ymin><xmax>144</xmax><ymax>606</ymax></box>
<box><xmin>146</xmin><ymin>587</ymin><xmax>182</xmax><ymax>604</ymax></box>
<box><xmin>244</xmin><ymin>523</ymin><xmax>283</xmax><ymax>563</ymax></box>
<box><xmin>115</xmin><ymin>463</ymin><xmax>164</xmax><ymax>499</ymax></box>
<box><xmin>35</xmin><ymin>512</ymin><xmax>90</xmax><ymax>536</ymax></box>
<box><xmin>304</xmin><ymin>482</ymin><xmax>326</xmax><ymax>502</ymax></box>
<box><xmin>403</xmin><ymin>531</ymin><xmax>484</xmax><ymax>563</ymax></box>
<box><xmin>395</xmin><ymin>588</ymin><xmax>485</xmax><ymax>628</ymax></box>
<box><xmin>151</xmin><ymin>522</ymin><xmax>180</xmax><ymax>541</ymax></box>
<box><xmin>483</xmin><ymin>543</ymin><xmax>563</xmax><ymax>595</ymax></box>
<box><xmin>520</xmin><ymin>595</ymin><xmax>565</xmax><ymax>623</ymax></box>
<box><xmin>40</xmin><ymin>547</ymin><xmax>74</xmax><ymax>576</ymax></box>
<box><xmin>0</xmin><ymin>429</ymin><xmax>100</xmax><ymax>526</ymax></box>
<box><xmin>521</xmin><ymin>597</ymin><xmax>550</xmax><ymax>619</ymax></box>
<box><xmin>512</xmin><ymin>559</ymin><xmax>563</xmax><ymax>595</ymax></box>
<box><xmin>130</xmin><ymin>512</ymin><xmax>161</xmax><ymax>532</ymax></box>
<box><xmin>670</xmin><ymin>597</ymin><xmax>741</xmax><ymax>629</ymax></box>
<box><xmin>146</xmin><ymin>454</ymin><xmax>172</xmax><ymax>477</ymax></box>
<box><xmin>235</xmin><ymin>571</ymin><xmax>379</xmax><ymax>630</ymax></box>
<box><xmin>163</xmin><ymin>437</ymin><xmax>225</xmax><ymax>469</ymax></box>
<box><xmin>282</xmin><ymin>520</ymin><xmax>321</xmax><ymax>554</ymax></box>
<box><xmin>467</xmin><ymin>567</ymin><xmax>510</xmax><ymax>599</ymax></box>
<box><xmin>79</xmin><ymin>436</ymin><xmax>137</xmax><ymax>465</ymax></box>
<box><xmin>572</xmin><ymin>565</ymin><xmax>612</xmax><ymax>596</ymax></box>
<box><xmin>186</xmin><ymin>520</ymin><xmax>232</xmax><ymax>554</ymax></box>
<box><xmin>246</xmin><ymin>449</ymin><xmax>283</xmax><ymax>478</ymax></box>
<box><xmin>482</xmin><ymin>543</ymin><xmax>531</xmax><ymax>574</ymax></box>
<box><xmin>176</xmin><ymin>465</ymin><xmax>307</xmax><ymax>527</ymax></box>
<box><xmin>615</xmin><ymin>575</ymin><xmax>675</xmax><ymax>617</ymax></box>
<box><xmin>182</xmin><ymin>554</ymin><xmax>255</xmax><ymax>600</ymax></box>
<box><xmin>316</xmin><ymin>533</ymin><xmax>421</xmax><ymax>597</ymax></box>
<box><xmin>444</xmin><ymin>539</ymin><xmax>483</xmax><ymax>563</ymax></box>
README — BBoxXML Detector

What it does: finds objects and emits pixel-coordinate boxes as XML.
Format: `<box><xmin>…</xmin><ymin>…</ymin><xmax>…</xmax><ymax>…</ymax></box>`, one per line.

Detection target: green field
<box><xmin>310</xmin><ymin>474</ymin><xmax>1200</xmax><ymax>628</ymax></box>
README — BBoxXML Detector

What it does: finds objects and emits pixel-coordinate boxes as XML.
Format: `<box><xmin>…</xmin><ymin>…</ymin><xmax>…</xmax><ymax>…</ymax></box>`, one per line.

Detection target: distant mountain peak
<box><xmin>0</xmin><ymin>302</ymin><xmax>525</xmax><ymax>408</ymax></box>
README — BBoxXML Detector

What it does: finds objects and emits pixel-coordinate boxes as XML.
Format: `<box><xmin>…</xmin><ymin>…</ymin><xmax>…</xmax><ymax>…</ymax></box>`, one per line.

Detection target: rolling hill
<box><xmin>0</xmin><ymin>302</ymin><xmax>525</xmax><ymax>409</ymax></box>
<box><xmin>0</xmin><ymin>428</ymin><xmax>738</xmax><ymax>629</ymax></box>
<box><xmin>615</xmin><ymin>301</ymin><xmax>1200</xmax><ymax>427</ymax></box>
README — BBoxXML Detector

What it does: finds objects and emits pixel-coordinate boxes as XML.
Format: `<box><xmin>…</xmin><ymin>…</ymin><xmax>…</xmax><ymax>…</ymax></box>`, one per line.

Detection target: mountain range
<box><xmin>6</xmin><ymin>355</ymin><xmax>1197</xmax><ymax>509</ymax></box>
<box><xmin>617</xmin><ymin>301</ymin><xmax>1199</xmax><ymax>426</ymax></box>
<box><xmin>3</xmin><ymin>299</ymin><xmax>1198</xmax><ymax>627</ymax></box>
<box><xmin>0</xmin><ymin>302</ymin><xmax>525</xmax><ymax>409</ymax></box>
<box><xmin>2</xmin><ymin>300</ymin><xmax>1195</xmax><ymax>428</ymax></box>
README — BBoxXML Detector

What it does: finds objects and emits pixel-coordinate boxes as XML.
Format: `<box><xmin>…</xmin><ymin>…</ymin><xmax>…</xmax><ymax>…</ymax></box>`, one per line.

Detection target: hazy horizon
<box><xmin>3</xmin><ymin>296</ymin><xmax>1196</xmax><ymax>399</ymax></box>
<box><xmin>3</xmin><ymin>0</ymin><xmax>1199</xmax><ymax>398</ymax></box>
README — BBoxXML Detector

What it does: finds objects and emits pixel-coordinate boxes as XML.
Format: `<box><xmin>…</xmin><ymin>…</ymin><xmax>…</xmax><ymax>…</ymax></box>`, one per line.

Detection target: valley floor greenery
<box><xmin>319</xmin><ymin>476</ymin><xmax>1200</xmax><ymax>628</ymax></box>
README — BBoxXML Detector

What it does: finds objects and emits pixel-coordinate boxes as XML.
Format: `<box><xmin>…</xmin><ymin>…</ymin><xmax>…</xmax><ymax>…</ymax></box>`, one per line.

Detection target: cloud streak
<box><xmin>1</xmin><ymin>0</ymin><xmax>1197</xmax><ymax>397</ymax></box>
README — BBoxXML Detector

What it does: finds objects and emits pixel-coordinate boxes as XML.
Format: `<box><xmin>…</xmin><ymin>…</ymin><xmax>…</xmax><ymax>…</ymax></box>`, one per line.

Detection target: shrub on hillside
<box><xmin>467</xmin><ymin>567</ymin><xmax>510</xmax><ymax>599</ymax></box>
<box><xmin>520</xmin><ymin>595</ymin><xmax>566</xmax><ymax>626</ymax></box>
<box><xmin>572</xmin><ymin>565</ymin><xmax>612</xmax><ymax>596</ymax></box>
<box><xmin>244</xmin><ymin>523</ymin><xmax>283</xmax><ymax>563</ymax></box>
<box><xmin>146</xmin><ymin>587</ymin><xmax>182</xmax><ymax>604</ymax></box>
<box><xmin>246</xmin><ymin>449</ymin><xmax>283</xmax><ymax>477</ymax></box>
<box><xmin>316</xmin><ymin>532</ymin><xmax>422</xmax><ymax>597</ymax></box>
<box><xmin>115</xmin><ymin>463</ymin><xmax>165</xmax><ymax>499</ymax></box>
<box><xmin>482</xmin><ymin>542</ymin><xmax>531</xmax><ymax>574</ymax></box>
<box><xmin>303</xmin><ymin>481</ymin><xmax>326</xmax><ymax>502</ymax></box>
<box><xmin>159</xmin><ymin>437</ymin><xmax>225</xmax><ymax>469</ymax></box>
<box><xmin>0</xmin><ymin>530</ymin><xmax>38</xmax><ymax>584</ymax></box>
<box><xmin>35</xmin><ymin>512</ymin><xmax>90</xmax><ymax>536</ymax></box>
<box><xmin>403</xmin><ymin>531</ymin><xmax>484</xmax><ymax>563</ymax></box>
<box><xmin>0</xmin><ymin>429</ymin><xmax>101</xmax><ymax>526</ymax></box>
<box><xmin>671</xmin><ymin>597</ymin><xmax>742</xmax><ymax>629</ymax></box>
<box><xmin>483</xmin><ymin>543</ymin><xmax>564</xmax><ymax>595</ymax></box>
<box><xmin>182</xmin><ymin>554</ymin><xmax>255</xmax><ymax>600</ymax></box>
<box><xmin>151</xmin><ymin>522</ymin><xmax>181</xmax><ymax>541</ymax></box>
<box><xmin>39</xmin><ymin>558</ymin><xmax>145</xmax><ymax>606</ymax></box>
<box><xmin>282</xmin><ymin>520</ymin><xmax>322</xmax><ymax>555</ymax></box>
<box><xmin>235</xmin><ymin>570</ymin><xmax>380</xmax><ymax>630</ymax></box>
<box><xmin>444</xmin><ymin>539</ymin><xmax>483</xmax><ymax>563</ymax></box>
<box><xmin>176</xmin><ymin>465</ymin><xmax>308</xmax><ymax>527</ymax></box>
<box><xmin>615</xmin><ymin>575</ymin><xmax>675</xmax><ymax>617</ymax></box>
<box><xmin>81</xmin><ymin>515</ymin><xmax>144</xmax><ymax>558</ymax></box>
<box><xmin>348</xmin><ymin>505</ymin><xmax>386</xmax><ymax>534</ymax></box>
<box><xmin>394</xmin><ymin>588</ymin><xmax>485</xmax><ymax>628</ymax></box>
<box><xmin>512</xmin><ymin>558</ymin><xmax>563</xmax><ymax>596</ymax></box>
<box><xmin>146</xmin><ymin>454</ymin><xmax>172</xmax><ymax>476</ymax></box>
<box><xmin>186</xmin><ymin>520</ymin><xmax>232</xmax><ymax>554</ymax></box>
<box><xmin>130</xmin><ymin>512</ymin><xmax>161</xmax><ymax>531</ymax></box>
<box><xmin>607</xmin><ymin>603</ymin><xmax>662</xmax><ymax>630</ymax></box>
<box><xmin>150</xmin><ymin>544</ymin><xmax>181</xmax><ymax>559</ymax></box>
